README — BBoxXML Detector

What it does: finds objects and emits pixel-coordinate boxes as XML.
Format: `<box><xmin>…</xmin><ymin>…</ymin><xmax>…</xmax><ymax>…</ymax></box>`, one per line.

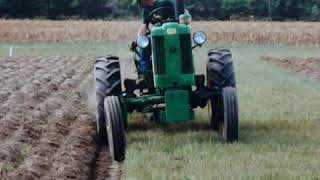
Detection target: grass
<box><xmin>123</xmin><ymin>44</ymin><xmax>320</xmax><ymax>180</ymax></box>
<box><xmin>0</xmin><ymin>41</ymin><xmax>131</xmax><ymax>57</ymax></box>
<box><xmin>17</xmin><ymin>144</ymin><xmax>30</xmax><ymax>163</ymax></box>
<box><xmin>1</xmin><ymin>42</ymin><xmax>320</xmax><ymax>179</ymax></box>
<box><xmin>0</xmin><ymin>163</ymin><xmax>14</xmax><ymax>177</ymax></box>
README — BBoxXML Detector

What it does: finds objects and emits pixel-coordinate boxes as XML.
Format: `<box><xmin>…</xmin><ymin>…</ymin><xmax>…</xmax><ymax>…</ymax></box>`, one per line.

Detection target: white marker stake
<box><xmin>9</xmin><ymin>46</ymin><xmax>13</xmax><ymax>57</ymax></box>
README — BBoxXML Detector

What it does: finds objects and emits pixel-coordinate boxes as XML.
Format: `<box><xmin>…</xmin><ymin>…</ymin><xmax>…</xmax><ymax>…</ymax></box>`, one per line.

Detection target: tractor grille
<box><xmin>180</xmin><ymin>34</ymin><xmax>193</xmax><ymax>74</ymax></box>
<box><xmin>152</xmin><ymin>36</ymin><xmax>165</xmax><ymax>75</ymax></box>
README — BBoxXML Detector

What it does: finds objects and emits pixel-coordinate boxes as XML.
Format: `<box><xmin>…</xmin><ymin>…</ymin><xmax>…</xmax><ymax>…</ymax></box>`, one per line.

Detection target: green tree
<box><xmin>7</xmin><ymin>0</ymin><xmax>47</xmax><ymax>18</ymax></box>
<box><xmin>311</xmin><ymin>4</ymin><xmax>320</xmax><ymax>21</ymax></box>
<box><xmin>249</xmin><ymin>0</ymin><xmax>269</xmax><ymax>18</ymax></box>
<box><xmin>78</xmin><ymin>0</ymin><xmax>111</xmax><ymax>19</ymax></box>
<box><xmin>0</xmin><ymin>0</ymin><xmax>9</xmax><ymax>16</ymax></box>
<box><xmin>221</xmin><ymin>0</ymin><xmax>250</xmax><ymax>19</ymax></box>
<box><xmin>47</xmin><ymin>0</ymin><xmax>79</xmax><ymax>19</ymax></box>
<box><xmin>286</xmin><ymin>0</ymin><xmax>304</xmax><ymax>20</ymax></box>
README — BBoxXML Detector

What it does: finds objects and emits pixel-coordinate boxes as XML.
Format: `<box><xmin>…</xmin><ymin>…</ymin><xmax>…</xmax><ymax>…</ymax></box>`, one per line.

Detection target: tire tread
<box><xmin>94</xmin><ymin>56</ymin><xmax>122</xmax><ymax>145</ymax></box>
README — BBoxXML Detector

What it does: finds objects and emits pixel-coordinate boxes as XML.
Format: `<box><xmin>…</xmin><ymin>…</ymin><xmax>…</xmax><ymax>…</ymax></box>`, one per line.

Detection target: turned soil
<box><xmin>0</xmin><ymin>56</ymin><xmax>120</xmax><ymax>180</ymax></box>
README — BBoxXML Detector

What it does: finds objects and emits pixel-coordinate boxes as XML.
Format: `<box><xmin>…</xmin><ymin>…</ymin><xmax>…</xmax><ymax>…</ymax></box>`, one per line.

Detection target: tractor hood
<box><xmin>151</xmin><ymin>22</ymin><xmax>195</xmax><ymax>88</ymax></box>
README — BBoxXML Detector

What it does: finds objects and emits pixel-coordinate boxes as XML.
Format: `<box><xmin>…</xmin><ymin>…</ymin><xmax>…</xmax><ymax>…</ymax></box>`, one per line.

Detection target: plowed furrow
<box><xmin>261</xmin><ymin>57</ymin><xmax>320</xmax><ymax>79</ymax></box>
<box><xmin>0</xmin><ymin>56</ymin><xmax>53</xmax><ymax>89</ymax></box>
<box><xmin>4</xmin><ymin>62</ymin><xmax>93</xmax><ymax>179</ymax></box>
<box><xmin>40</xmin><ymin>77</ymin><xmax>120</xmax><ymax>180</ymax></box>
<box><xmin>92</xmin><ymin>147</ymin><xmax>121</xmax><ymax>180</ymax></box>
<box><xmin>0</xmin><ymin>56</ymin><xmax>79</xmax><ymax>122</ymax></box>
<box><xmin>0</xmin><ymin>57</ymin><xmax>60</xmax><ymax>105</ymax></box>
<box><xmin>7</xmin><ymin>109</ymin><xmax>80</xmax><ymax>180</ymax></box>
<box><xmin>0</xmin><ymin>57</ymin><xmax>44</xmax><ymax>104</ymax></box>
<box><xmin>0</xmin><ymin>57</ymin><xmax>42</xmax><ymax>79</ymax></box>
<box><xmin>39</xmin><ymin>113</ymin><xmax>96</xmax><ymax>180</ymax></box>
<box><xmin>0</xmin><ymin>58</ymin><xmax>91</xmax><ymax>167</ymax></box>
<box><xmin>0</xmin><ymin>68</ymin><xmax>76</xmax><ymax>140</ymax></box>
<box><xmin>0</xmin><ymin>57</ymin><xmax>77</xmax><ymax>120</ymax></box>
<box><xmin>0</xmin><ymin>56</ymin><xmax>121</xmax><ymax>180</ymax></box>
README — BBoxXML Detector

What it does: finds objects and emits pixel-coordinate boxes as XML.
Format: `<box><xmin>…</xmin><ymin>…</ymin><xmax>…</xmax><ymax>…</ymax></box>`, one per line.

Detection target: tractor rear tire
<box><xmin>207</xmin><ymin>48</ymin><xmax>236</xmax><ymax>132</ymax></box>
<box><xmin>207</xmin><ymin>48</ymin><xmax>236</xmax><ymax>89</ymax></box>
<box><xmin>221</xmin><ymin>87</ymin><xmax>239</xmax><ymax>142</ymax></box>
<box><xmin>105</xmin><ymin>96</ymin><xmax>126</xmax><ymax>161</ymax></box>
<box><xmin>94</xmin><ymin>56</ymin><xmax>121</xmax><ymax>145</ymax></box>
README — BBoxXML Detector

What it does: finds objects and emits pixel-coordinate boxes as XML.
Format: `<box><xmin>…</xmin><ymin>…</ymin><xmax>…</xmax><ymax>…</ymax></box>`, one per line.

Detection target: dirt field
<box><xmin>0</xmin><ymin>56</ymin><xmax>120</xmax><ymax>180</ymax></box>
<box><xmin>1</xmin><ymin>20</ymin><xmax>320</xmax><ymax>45</ymax></box>
<box><xmin>262</xmin><ymin>57</ymin><xmax>320</xmax><ymax>80</ymax></box>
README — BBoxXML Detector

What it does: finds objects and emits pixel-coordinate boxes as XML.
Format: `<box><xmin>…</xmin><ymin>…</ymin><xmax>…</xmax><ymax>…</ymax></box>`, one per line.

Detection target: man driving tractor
<box><xmin>136</xmin><ymin>0</ymin><xmax>155</xmax><ymax>79</ymax></box>
<box><xmin>133</xmin><ymin>0</ymin><xmax>176</xmax><ymax>80</ymax></box>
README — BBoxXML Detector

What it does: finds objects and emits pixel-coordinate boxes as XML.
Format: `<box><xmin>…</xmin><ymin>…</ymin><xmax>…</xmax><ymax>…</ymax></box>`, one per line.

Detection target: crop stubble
<box><xmin>1</xmin><ymin>20</ymin><xmax>320</xmax><ymax>45</ymax></box>
<box><xmin>0</xmin><ymin>56</ymin><xmax>120</xmax><ymax>180</ymax></box>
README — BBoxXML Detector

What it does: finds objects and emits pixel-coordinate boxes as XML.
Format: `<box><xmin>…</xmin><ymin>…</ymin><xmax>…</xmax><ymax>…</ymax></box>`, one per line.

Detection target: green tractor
<box><xmin>94</xmin><ymin>0</ymin><xmax>239</xmax><ymax>161</ymax></box>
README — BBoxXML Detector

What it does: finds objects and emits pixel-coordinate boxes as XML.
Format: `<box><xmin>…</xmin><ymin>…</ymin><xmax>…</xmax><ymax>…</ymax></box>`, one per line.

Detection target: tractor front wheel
<box><xmin>105</xmin><ymin>96</ymin><xmax>126</xmax><ymax>161</ymax></box>
<box><xmin>221</xmin><ymin>87</ymin><xmax>239</xmax><ymax>143</ymax></box>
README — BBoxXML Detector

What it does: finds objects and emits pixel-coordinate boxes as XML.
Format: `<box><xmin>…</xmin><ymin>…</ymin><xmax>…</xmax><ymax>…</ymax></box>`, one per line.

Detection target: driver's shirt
<box><xmin>142</xmin><ymin>0</ymin><xmax>173</xmax><ymax>26</ymax></box>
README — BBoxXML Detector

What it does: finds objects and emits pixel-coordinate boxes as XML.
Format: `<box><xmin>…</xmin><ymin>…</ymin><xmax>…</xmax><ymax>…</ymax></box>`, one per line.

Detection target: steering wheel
<box><xmin>148</xmin><ymin>7</ymin><xmax>175</xmax><ymax>25</ymax></box>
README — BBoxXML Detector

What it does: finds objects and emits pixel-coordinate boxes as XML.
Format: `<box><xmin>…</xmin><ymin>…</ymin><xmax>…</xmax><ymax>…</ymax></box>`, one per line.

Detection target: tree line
<box><xmin>0</xmin><ymin>0</ymin><xmax>319</xmax><ymax>21</ymax></box>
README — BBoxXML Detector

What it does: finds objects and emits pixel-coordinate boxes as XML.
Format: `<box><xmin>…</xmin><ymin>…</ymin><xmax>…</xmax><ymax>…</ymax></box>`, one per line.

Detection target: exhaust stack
<box><xmin>174</xmin><ymin>0</ymin><xmax>185</xmax><ymax>20</ymax></box>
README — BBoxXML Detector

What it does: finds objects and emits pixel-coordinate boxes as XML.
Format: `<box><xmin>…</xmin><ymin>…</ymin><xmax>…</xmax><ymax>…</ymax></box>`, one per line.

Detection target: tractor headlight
<box><xmin>137</xmin><ymin>36</ymin><xmax>150</xmax><ymax>49</ymax></box>
<box><xmin>193</xmin><ymin>31</ymin><xmax>207</xmax><ymax>46</ymax></box>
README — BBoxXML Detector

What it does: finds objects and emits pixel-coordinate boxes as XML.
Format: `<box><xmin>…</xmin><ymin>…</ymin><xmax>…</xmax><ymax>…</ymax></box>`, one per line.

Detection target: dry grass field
<box><xmin>1</xmin><ymin>20</ymin><xmax>320</xmax><ymax>45</ymax></box>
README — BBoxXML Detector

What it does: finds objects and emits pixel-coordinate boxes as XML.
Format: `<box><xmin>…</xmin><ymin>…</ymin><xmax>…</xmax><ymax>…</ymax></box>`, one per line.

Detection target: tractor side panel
<box><xmin>151</xmin><ymin>23</ymin><xmax>195</xmax><ymax>88</ymax></box>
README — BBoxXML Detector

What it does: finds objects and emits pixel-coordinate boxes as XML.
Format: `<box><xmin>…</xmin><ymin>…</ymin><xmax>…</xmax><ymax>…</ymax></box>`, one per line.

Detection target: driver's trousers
<box><xmin>139</xmin><ymin>46</ymin><xmax>152</xmax><ymax>75</ymax></box>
